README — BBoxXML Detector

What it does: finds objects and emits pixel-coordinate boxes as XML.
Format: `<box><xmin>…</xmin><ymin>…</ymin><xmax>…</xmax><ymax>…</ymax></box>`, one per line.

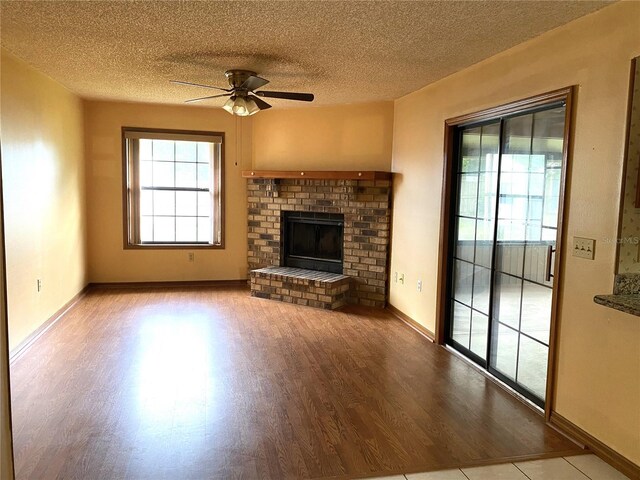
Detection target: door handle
<box><xmin>545</xmin><ymin>244</ymin><xmax>556</xmax><ymax>282</ymax></box>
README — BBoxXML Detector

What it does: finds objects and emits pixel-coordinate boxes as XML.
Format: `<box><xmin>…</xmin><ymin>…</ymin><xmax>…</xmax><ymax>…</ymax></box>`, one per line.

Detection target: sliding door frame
<box><xmin>435</xmin><ymin>87</ymin><xmax>575</xmax><ymax>419</ymax></box>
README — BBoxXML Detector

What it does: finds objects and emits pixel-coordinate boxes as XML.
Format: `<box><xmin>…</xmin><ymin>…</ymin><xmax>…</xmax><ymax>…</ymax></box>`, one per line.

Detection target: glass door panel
<box><xmin>493</xmin><ymin>322</ymin><xmax>518</xmax><ymax>380</ymax></box>
<box><xmin>450</xmin><ymin>121</ymin><xmax>501</xmax><ymax>363</ymax></box>
<box><xmin>493</xmin><ymin>273</ymin><xmax>521</xmax><ymax>330</ymax></box>
<box><xmin>448</xmin><ymin>102</ymin><xmax>567</xmax><ymax>408</ymax></box>
<box><xmin>472</xmin><ymin>265</ymin><xmax>491</xmax><ymax>315</ymax></box>
<box><xmin>520</xmin><ymin>281</ymin><xmax>552</xmax><ymax>343</ymax></box>
<box><xmin>470</xmin><ymin>311</ymin><xmax>489</xmax><ymax>359</ymax></box>
<box><xmin>452</xmin><ymin>301</ymin><xmax>471</xmax><ymax>348</ymax></box>
<box><xmin>489</xmin><ymin>106</ymin><xmax>566</xmax><ymax>406</ymax></box>
<box><xmin>453</xmin><ymin>260</ymin><xmax>473</xmax><ymax>305</ymax></box>
<box><xmin>517</xmin><ymin>334</ymin><xmax>549</xmax><ymax>400</ymax></box>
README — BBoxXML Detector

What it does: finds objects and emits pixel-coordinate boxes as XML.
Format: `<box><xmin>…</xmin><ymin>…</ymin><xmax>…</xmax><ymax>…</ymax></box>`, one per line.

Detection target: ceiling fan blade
<box><xmin>171</xmin><ymin>80</ymin><xmax>230</xmax><ymax>92</ymax></box>
<box><xmin>185</xmin><ymin>93</ymin><xmax>232</xmax><ymax>103</ymax></box>
<box><xmin>249</xmin><ymin>94</ymin><xmax>272</xmax><ymax>110</ymax></box>
<box><xmin>241</xmin><ymin>75</ymin><xmax>269</xmax><ymax>91</ymax></box>
<box><xmin>255</xmin><ymin>91</ymin><xmax>314</xmax><ymax>102</ymax></box>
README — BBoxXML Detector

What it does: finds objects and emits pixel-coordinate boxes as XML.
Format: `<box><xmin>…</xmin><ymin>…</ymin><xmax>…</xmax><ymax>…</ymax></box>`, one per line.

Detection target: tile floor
<box><xmin>368</xmin><ymin>454</ymin><xmax>630</xmax><ymax>480</ymax></box>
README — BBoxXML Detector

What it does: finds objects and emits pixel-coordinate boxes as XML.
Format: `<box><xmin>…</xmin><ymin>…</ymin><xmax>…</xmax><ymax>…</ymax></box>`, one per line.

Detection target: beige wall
<box><xmin>390</xmin><ymin>1</ymin><xmax>640</xmax><ymax>465</ymax></box>
<box><xmin>0</xmin><ymin>280</ymin><xmax>13</xmax><ymax>480</ymax></box>
<box><xmin>84</xmin><ymin>101</ymin><xmax>251</xmax><ymax>282</ymax></box>
<box><xmin>1</xmin><ymin>50</ymin><xmax>87</xmax><ymax>351</ymax></box>
<box><xmin>252</xmin><ymin>102</ymin><xmax>393</xmax><ymax>171</ymax></box>
<box><xmin>0</xmin><ymin>171</ymin><xmax>14</xmax><ymax>480</ymax></box>
<box><xmin>618</xmin><ymin>58</ymin><xmax>640</xmax><ymax>273</ymax></box>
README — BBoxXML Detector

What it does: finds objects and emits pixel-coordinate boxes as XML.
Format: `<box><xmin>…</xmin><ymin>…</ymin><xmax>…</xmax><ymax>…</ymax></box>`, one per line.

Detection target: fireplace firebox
<box><xmin>282</xmin><ymin>211</ymin><xmax>344</xmax><ymax>274</ymax></box>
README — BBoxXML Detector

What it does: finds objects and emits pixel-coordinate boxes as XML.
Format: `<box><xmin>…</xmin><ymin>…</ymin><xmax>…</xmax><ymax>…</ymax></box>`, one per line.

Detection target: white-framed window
<box><xmin>122</xmin><ymin>128</ymin><xmax>224</xmax><ymax>248</ymax></box>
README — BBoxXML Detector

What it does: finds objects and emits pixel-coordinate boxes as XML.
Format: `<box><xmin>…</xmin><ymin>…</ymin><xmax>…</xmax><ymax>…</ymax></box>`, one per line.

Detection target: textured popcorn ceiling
<box><xmin>0</xmin><ymin>0</ymin><xmax>611</xmax><ymax>108</ymax></box>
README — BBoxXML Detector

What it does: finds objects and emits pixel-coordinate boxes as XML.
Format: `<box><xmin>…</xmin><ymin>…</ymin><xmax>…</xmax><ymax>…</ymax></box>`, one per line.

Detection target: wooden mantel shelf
<box><xmin>242</xmin><ymin>170</ymin><xmax>391</xmax><ymax>181</ymax></box>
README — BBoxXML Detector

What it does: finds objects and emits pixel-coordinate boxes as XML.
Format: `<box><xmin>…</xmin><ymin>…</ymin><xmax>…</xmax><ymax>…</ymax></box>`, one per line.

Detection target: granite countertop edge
<box><xmin>594</xmin><ymin>294</ymin><xmax>640</xmax><ymax>317</ymax></box>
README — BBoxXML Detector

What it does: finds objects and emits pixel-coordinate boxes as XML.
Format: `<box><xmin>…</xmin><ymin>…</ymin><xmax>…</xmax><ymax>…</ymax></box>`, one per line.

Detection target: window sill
<box><xmin>124</xmin><ymin>243</ymin><xmax>224</xmax><ymax>250</ymax></box>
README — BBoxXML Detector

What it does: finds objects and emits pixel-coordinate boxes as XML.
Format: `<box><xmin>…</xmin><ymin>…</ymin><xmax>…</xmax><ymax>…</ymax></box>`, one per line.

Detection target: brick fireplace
<box><xmin>245</xmin><ymin>171</ymin><xmax>392</xmax><ymax>308</ymax></box>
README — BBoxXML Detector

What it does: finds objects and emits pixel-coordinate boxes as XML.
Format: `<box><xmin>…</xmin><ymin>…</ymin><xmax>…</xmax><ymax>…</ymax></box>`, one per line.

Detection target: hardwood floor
<box><xmin>10</xmin><ymin>286</ymin><xmax>582</xmax><ymax>479</ymax></box>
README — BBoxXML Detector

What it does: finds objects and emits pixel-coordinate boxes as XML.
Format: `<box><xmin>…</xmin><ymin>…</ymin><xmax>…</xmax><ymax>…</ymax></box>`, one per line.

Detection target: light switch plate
<box><xmin>573</xmin><ymin>236</ymin><xmax>595</xmax><ymax>260</ymax></box>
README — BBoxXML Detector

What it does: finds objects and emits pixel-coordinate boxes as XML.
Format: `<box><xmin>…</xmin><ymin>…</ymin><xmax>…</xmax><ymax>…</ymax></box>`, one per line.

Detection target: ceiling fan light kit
<box><xmin>223</xmin><ymin>95</ymin><xmax>260</xmax><ymax>117</ymax></box>
<box><xmin>172</xmin><ymin>69</ymin><xmax>314</xmax><ymax>116</ymax></box>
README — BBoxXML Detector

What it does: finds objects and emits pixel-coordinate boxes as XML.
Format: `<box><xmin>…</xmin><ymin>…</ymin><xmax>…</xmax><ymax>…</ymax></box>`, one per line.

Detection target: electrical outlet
<box><xmin>399</xmin><ymin>273</ymin><xmax>405</xmax><ymax>285</ymax></box>
<box><xmin>188</xmin><ymin>252</ymin><xmax>195</xmax><ymax>262</ymax></box>
<box><xmin>37</xmin><ymin>279</ymin><xmax>42</xmax><ymax>292</ymax></box>
<box><xmin>573</xmin><ymin>237</ymin><xmax>595</xmax><ymax>260</ymax></box>
<box><xmin>417</xmin><ymin>280</ymin><xmax>422</xmax><ymax>292</ymax></box>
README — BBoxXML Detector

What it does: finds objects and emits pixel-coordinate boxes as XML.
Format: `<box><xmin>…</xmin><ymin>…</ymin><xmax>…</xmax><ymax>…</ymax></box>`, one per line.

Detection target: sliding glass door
<box><xmin>448</xmin><ymin>101</ymin><xmax>567</xmax><ymax>407</ymax></box>
<box><xmin>451</xmin><ymin>121</ymin><xmax>500</xmax><ymax>364</ymax></box>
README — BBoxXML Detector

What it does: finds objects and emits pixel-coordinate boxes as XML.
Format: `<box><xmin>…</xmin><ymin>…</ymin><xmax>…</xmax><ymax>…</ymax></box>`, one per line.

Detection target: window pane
<box><xmin>153</xmin><ymin>190</ymin><xmax>174</xmax><ymax>216</ymax></box>
<box><xmin>140</xmin><ymin>160</ymin><xmax>153</xmax><ymax>187</ymax></box>
<box><xmin>512</xmin><ymin>197</ymin><xmax>528</xmax><ymax>221</ymax></box>
<box><xmin>198</xmin><ymin>217</ymin><xmax>211</xmax><ymax>242</ymax></box>
<box><xmin>175</xmin><ymin>141</ymin><xmax>197</xmax><ymax>162</ymax></box>
<box><xmin>528</xmin><ymin>198</ymin><xmax>543</xmax><ymax>222</ymax></box>
<box><xmin>197</xmin><ymin>142</ymin><xmax>212</xmax><ymax>163</ymax></box>
<box><xmin>153</xmin><ymin>162</ymin><xmax>174</xmax><ymax>188</ymax></box>
<box><xmin>525</xmin><ymin>222</ymin><xmax>542</xmax><ymax>242</ymax></box>
<box><xmin>176</xmin><ymin>191</ymin><xmax>197</xmax><ymax>216</ymax></box>
<box><xmin>153</xmin><ymin>216</ymin><xmax>175</xmax><ymax>242</ymax></box>
<box><xmin>541</xmin><ymin>227</ymin><xmax>556</xmax><ymax>241</ymax></box>
<box><xmin>140</xmin><ymin>190</ymin><xmax>153</xmax><ymax>216</ymax></box>
<box><xmin>511</xmin><ymin>154</ymin><xmax>530</xmax><ymax>172</ymax></box>
<box><xmin>499</xmin><ymin>171</ymin><xmax>529</xmax><ymax>196</ymax></box>
<box><xmin>176</xmin><ymin>162</ymin><xmax>197</xmax><ymax>188</ymax></box>
<box><xmin>140</xmin><ymin>216</ymin><xmax>153</xmax><ymax>242</ymax></box>
<box><xmin>153</xmin><ymin>140</ymin><xmax>174</xmax><ymax>161</ymax></box>
<box><xmin>176</xmin><ymin>217</ymin><xmax>197</xmax><ymax>242</ymax></box>
<box><xmin>198</xmin><ymin>191</ymin><xmax>211</xmax><ymax>217</ymax></box>
<box><xmin>197</xmin><ymin>163</ymin><xmax>210</xmax><ymax>189</ymax></box>
<box><xmin>139</xmin><ymin>139</ymin><xmax>153</xmax><ymax>161</ymax></box>
<box><xmin>497</xmin><ymin>219</ymin><xmax>525</xmax><ymax>241</ymax></box>
<box><xmin>529</xmin><ymin>173</ymin><xmax>544</xmax><ymax>196</ymax></box>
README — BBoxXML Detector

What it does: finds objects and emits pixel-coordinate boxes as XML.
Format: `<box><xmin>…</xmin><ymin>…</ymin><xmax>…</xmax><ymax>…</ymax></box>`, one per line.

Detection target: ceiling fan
<box><xmin>171</xmin><ymin>70</ymin><xmax>314</xmax><ymax>116</ymax></box>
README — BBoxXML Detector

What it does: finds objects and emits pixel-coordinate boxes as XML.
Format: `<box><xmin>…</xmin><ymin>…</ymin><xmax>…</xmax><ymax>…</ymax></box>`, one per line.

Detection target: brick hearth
<box><xmin>250</xmin><ymin>266</ymin><xmax>351</xmax><ymax>309</ymax></box>
<box><xmin>246</xmin><ymin>177</ymin><xmax>391</xmax><ymax>307</ymax></box>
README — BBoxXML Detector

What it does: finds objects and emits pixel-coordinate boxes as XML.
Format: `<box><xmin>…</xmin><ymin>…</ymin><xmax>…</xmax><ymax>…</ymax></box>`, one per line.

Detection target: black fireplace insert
<box><xmin>282</xmin><ymin>211</ymin><xmax>344</xmax><ymax>274</ymax></box>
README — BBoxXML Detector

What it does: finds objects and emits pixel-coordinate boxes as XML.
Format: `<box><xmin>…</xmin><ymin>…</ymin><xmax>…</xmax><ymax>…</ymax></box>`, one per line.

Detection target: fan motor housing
<box><xmin>225</xmin><ymin>70</ymin><xmax>257</xmax><ymax>89</ymax></box>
